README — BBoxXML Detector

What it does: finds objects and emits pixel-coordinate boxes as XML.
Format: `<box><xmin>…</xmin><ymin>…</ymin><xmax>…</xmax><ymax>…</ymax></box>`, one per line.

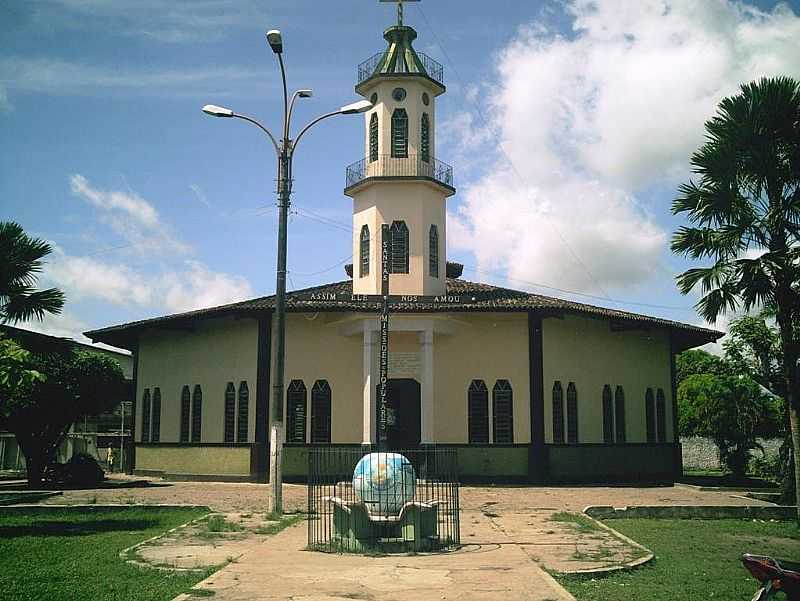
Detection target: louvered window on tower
<box><xmin>224</xmin><ymin>382</ymin><xmax>236</xmax><ymax>443</ymax></box>
<box><xmin>615</xmin><ymin>385</ymin><xmax>626</xmax><ymax>443</ymax></box>
<box><xmin>493</xmin><ymin>380</ymin><xmax>514</xmax><ymax>444</ymax></box>
<box><xmin>391</xmin><ymin>108</ymin><xmax>408</xmax><ymax>158</ymax></box>
<box><xmin>389</xmin><ymin>220</ymin><xmax>409</xmax><ymax>274</ymax></box>
<box><xmin>180</xmin><ymin>385</ymin><xmax>190</xmax><ymax>442</ymax></box>
<box><xmin>141</xmin><ymin>389</ymin><xmax>151</xmax><ymax>443</ymax></box>
<box><xmin>151</xmin><ymin>387</ymin><xmax>161</xmax><ymax>443</ymax></box>
<box><xmin>602</xmin><ymin>384</ymin><xmax>614</xmax><ymax>443</ymax></box>
<box><xmin>645</xmin><ymin>387</ymin><xmax>656</xmax><ymax>443</ymax></box>
<box><xmin>237</xmin><ymin>381</ymin><xmax>249</xmax><ymax>443</ymax></box>
<box><xmin>311</xmin><ymin>380</ymin><xmax>332</xmax><ymax>444</ymax></box>
<box><xmin>287</xmin><ymin>380</ymin><xmax>307</xmax><ymax>443</ymax></box>
<box><xmin>467</xmin><ymin>380</ymin><xmax>489</xmax><ymax>444</ymax></box>
<box><xmin>429</xmin><ymin>225</ymin><xmax>439</xmax><ymax>278</ymax></box>
<box><xmin>359</xmin><ymin>225</ymin><xmax>370</xmax><ymax>277</ymax></box>
<box><xmin>566</xmin><ymin>382</ymin><xmax>578</xmax><ymax>443</ymax></box>
<box><xmin>191</xmin><ymin>384</ymin><xmax>203</xmax><ymax>443</ymax></box>
<box><xmin>552</xmin><ymin>381</ymin><xmax>564</xmax><ymax>444</ymax></box>
<box><xmin>421</xmin><ymin>113</ymin><xmax>430</xmax><ymax>163</ymax></box>
<box><xmin>369</xmin><ymin>113</ymin><xmax>379</xmax><ymax>162</ymax></box>
<box><xmin>656</xmin><ymin>388</ymin><xmax>667</xmax><ymax>443</ymax></box>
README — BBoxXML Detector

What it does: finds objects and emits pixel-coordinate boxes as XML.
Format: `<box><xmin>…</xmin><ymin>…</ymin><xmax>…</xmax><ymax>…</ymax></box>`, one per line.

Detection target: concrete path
<box><xmin>175</xmin><ymin>511</ymin><xmax>575</xmax><ymax>601</ymax></box>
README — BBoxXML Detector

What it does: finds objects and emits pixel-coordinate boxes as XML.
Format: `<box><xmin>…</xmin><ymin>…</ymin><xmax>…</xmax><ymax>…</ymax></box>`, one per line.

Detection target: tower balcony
<box><xmin>344</xmin><ymin>154</ymin><xmax>455</xmax><ymax>196</ymax></box>
<box><xmin>357</xmin><ymin>51</ymin><xmax>444</xmax><ymax>87</ymax></box>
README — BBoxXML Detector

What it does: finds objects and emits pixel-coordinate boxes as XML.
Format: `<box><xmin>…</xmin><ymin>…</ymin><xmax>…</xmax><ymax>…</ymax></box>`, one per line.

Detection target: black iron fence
<box><xmin>308</xmin><ymin>447</ymin><xmax>460</xmax><ymax>553</ymax></box>
<box><xmin>345</xmin><ymin>155</ymin><xmax>454</xmax><ymax>189</ymax></box>
<box><xmin>357</xmin><ymin>52</ymin><xmax>444</xmax><ymax>85</ymax></box>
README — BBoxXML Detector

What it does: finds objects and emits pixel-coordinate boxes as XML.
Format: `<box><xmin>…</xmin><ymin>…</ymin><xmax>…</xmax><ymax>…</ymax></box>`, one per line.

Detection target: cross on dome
<box><xmin>379</xmin><ymin>0</ymin><xmax>420</xmax><ymax>27</ymax></box>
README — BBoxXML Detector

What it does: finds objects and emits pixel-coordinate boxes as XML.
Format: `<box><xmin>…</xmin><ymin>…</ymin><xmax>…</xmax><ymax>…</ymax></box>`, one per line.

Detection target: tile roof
<box><xmin>85</xmin><ymin>277</ymin><xmax>722</xmax><ymax>350</ymax></box>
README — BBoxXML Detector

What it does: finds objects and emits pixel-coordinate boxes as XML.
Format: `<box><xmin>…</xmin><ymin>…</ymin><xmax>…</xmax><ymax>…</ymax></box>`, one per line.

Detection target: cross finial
<box><xmin>379</xmin><ymin>0</ymin><xmax>419</xmax><ymax>27</ymax></box>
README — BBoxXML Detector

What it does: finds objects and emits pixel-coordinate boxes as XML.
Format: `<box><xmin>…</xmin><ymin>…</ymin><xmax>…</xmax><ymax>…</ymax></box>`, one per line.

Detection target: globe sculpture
<box><xmin>352</xmin><ymin>452</ymin><xmax>416</xmax><ymax>516</ymax></box>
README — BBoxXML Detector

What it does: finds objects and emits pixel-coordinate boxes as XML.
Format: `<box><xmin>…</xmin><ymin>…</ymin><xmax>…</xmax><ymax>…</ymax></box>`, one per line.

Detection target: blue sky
<box><xmin>2</xmin><ymin>0</ymin><xmax>800</xmax><ymax>346</ymax></box>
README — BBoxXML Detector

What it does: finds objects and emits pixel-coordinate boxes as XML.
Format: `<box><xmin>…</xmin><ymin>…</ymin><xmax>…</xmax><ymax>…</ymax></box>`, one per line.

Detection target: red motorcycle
<box><xmin>743</xmin><ymin>554</ymin><xmax>800</xmax><ymax>600</ymax></box>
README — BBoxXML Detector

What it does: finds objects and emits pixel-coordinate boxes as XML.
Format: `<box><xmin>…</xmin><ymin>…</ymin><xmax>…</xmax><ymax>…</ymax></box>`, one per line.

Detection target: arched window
<box><xmin>369</xmin><ymin>112</ymin><xmax>379</xmax><ymax>162</ymax></box>
<box><xmin>656</xmin><ymin>388</ymin><xmax>667</xmax><ymax>443</ymax></box>
<box><xmin>359</xmin><ymin>225</ymin><xmax>370</xmax><ymax>278</ymax></box>
<box><xmin>429</xmin><ymin>225</ymin><xmax>439</xmax><ymax>278</ymax></box>
<box><xmin>493</xmin><ymin>380</ymin><xmax>514</xmax><ymax>444</ymax></box>
<box><xmin>602</xmin><ymin>385</ymin><xmax>614</xmax><ymax>443</ymax></box>
<box><xmin>391</xmin><ymin>108</ymin><xmax>408</xmax><ymax>158</ymax></box>
<box><xmin>645</xmin><ymin>388</ymin><xmax>656</xmax><ymax>443</ymax></box>
<box><xmin>237</xmin><ymin>381</ymin><xmax>249</xmax><ymax>443</ymax></box>
<box><xmin>552</xmin><ymin>381</ymin><xmax>564</xmax><ymax>444</ymax></box>
<box><xmin>224</xmin><ymin>382</ymin><xmax>236</xmax><ymax>443</ymax></box>
<box><xmin>566</xmin><ymin>382</ymin><xmax>578</xmax><ymax>443</ymax></box>
<box><xmin>287</xmin><ymin>380</ymin><xmax>307</xmax><ymax>443</ymax></box>
<box><xmin>311</xmin><ymin>380</ymin><xmax>332</xmax><ymax>444</ymax></box>
<box><xmin>420</xmin><ymin>113</ymin><xmax>430</xmax><ymax>163</ymax></box>
<box><xmin>614</xmin><ymin>385</ymin><xmax>626</xmax><ymax>443</ymax></box>
<box><xmin>180</xmin><ymin>385</ymin><xmax>191</xmax><ymax>443</ymax></box>
<box><xmin>390</xmin><ymin>220</ymin><xmax>409</xmax><ymax>274</ymax></box>
<box><xmin>151</xmin><ymin>388</ymin><xmax>161</xmax><ymax>443</ymax></box>
<box><xmin>467</xmin><ymin>380</ymin><xmax>489</xmax><ymax>444</ymax></box>
<box><xmin>141</xmin><ymin>389</ymin><xmax>151</xmax><ymax>443</ymax></box>
<box><xmin>191</xmin><ymin>384</ymin><xmax>202</xmax><ymax>443</ymax></box>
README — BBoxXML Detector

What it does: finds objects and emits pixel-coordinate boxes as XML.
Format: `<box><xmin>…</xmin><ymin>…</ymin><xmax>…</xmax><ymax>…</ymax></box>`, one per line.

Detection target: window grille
<box><xmin>429</xmin><ymin>225</ymin><xmax>439</xmax><ymax>278</ymax></box>
<box><xmin>421</xmin><ymin>113</ymin><xmax>430</xmax><ymax>163</ymax></box>
<box><xmin>191</xmin><ymin>384</ymin><xmax>203</xmax><ymax>443</ymax></box>
<box><xmin>151</xmin><ymin>388</ymin><xmax>161</xmax><ymax>443</ymax></box>
<box><xmin>369</xmin><ymin>113</ymin><xmax>379</xmax><ymax>162</ymax></box>
<box><xmin>391</xmin><ymin>108</ymin><xmax>408</xmax><ymax>158</ymax></box>
<box><xmin>223</xmin><ymin>382</ymin><xmax>236</xmax><ymax>443</ymax></box>
<box><xmin>287</xmin><ymin>380</ymin><xmax>307</xmax><ymax>443</ymax></box>
<box><xmin>492</xmin><ymin>380</ymin><xmax>514</xmax><ymax>444</ymax></box>
<box><xmin>656</xmin><ymin>388</ymin><xmax>667</xmax><ymax>443</ymax></box>
<box><xmin>359</xmin><ymin>225</ymin><xmax>370</xmax><ymax>278</ymax></box>
<box><xmin>467</xmin><ymin>380</ymin><xmax>489</xmax><ymax>444</ymax></box>
<box><xmin>237</xmin><ymin>381</ymin><xmax>249</xmax><ymax>443</ymax></box>
<box><xmin>141</xmin><ymin>389</ymin><xmax>151</xmax><ymax>443</ymax></box>
<box><xmin>389</xmin><ymin>221</ymin><xmax>409</xmax><ymax>274</ymax></box>
<box><xmin>602</xmin><ymin>384</ymin><xmax>614</xmax><ymax>443</ymax></box>
<box><xmin>566</xmin><ymin>382</ymin><xmax>578</xmax><ymax>443</ymax></box>
<box><xmin>615</xmin><ymin>385</ymin><xmax>626</xmax><ymax>443</ymax></box>
<box><xmin>645</xmin><ymin>388</ymin><xmax>656</xmax><ymax>443</ymax></box>
<box><xmin>180</xmin><ymin>385</ymin><xmax>190</xmax><ymax>443</ymax></box>
<box><xmin>310</xmin><ymin>380</ymin><xmax>332</xmax><ymax>444</ymax></box>
<box><xmin>552</xmin><ymin>381</ymin><xmax>564</xmax><ymax>444</ymax></box>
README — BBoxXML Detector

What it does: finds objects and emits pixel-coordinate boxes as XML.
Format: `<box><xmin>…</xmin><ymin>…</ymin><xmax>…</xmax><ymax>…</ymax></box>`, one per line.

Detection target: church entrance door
<box><xmin>376</xmin><ymin>378</ymin><xmax>421</xmax><ymax>450</ymax></box>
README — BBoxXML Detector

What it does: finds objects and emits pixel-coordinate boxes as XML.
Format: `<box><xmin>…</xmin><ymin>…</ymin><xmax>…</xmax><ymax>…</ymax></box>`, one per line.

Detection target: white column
<box><xmin>419</xmin><ymin>328</ymin><xmax>435</xmax><ymax>444</ymax></box>
<box><xmin>363</xmin><ymin>329</ymin><xmax>377</xmax><ymax>445</ymax></box>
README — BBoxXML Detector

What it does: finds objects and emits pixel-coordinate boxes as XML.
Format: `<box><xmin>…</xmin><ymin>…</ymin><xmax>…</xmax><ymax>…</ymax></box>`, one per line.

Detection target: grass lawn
<box><xmin>557</xmin><ymin>518</ymin><xmax>799</xmax><ymax>601</ymax></box>
<box><xmin>0</xmin><ymin>507</ymin><xmax>212</xmax><ymax>601</ymax></box>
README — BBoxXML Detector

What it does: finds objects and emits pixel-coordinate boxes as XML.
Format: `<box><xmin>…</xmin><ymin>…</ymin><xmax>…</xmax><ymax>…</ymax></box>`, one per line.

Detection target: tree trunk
<box><xmin>774</xmin><ymin>300</ymin><xmax>799</xmax><ymax>522</ymax></box>
<box><xmin>789</xmin><ymin>400</ymin><xmax>800</xmax><ymax>521</ymax></box>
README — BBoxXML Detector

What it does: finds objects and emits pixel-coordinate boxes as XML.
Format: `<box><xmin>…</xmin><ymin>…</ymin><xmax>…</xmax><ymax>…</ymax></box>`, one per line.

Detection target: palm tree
<box><xmin>0</xmin><ymin>221</ymin><xmax>65</xmax><ymax>323</ymax></box>
<box><xmin>671</xmin><ymin>76</ymin><xmax>800</xmax><ymax>519</ymax></box>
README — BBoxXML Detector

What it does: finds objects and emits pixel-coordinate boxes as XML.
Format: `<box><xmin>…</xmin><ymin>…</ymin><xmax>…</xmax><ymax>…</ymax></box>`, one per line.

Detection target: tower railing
<box><xmin>357</xmin><ymin>52</ymin><xmax>445</xmax><ymax>85</ymax></box>
<box><xmin>345</xmin><ymin>154</ymin><xmax>454</xmax><ymax>189</ymax></box>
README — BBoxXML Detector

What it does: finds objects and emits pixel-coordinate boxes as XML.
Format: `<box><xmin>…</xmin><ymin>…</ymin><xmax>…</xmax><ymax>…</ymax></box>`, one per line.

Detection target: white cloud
<box><xmin>0</xmin><ymin>87</ymin><xmax>12</xmax><ymax>112</ymax></box>
<box><xmin>162</xmin><ymin>261</ymin><xmax>254</xmax><ymax>313</ymax></box>
<box><xmin>46</xmin><ymin>251</ymin><xmax>152</xmax><ymax>306</ymax></box>
<box><xmin>449</xmin><ymin>0</ymin><xmax>800</xmax><ymax>294</ymax></box>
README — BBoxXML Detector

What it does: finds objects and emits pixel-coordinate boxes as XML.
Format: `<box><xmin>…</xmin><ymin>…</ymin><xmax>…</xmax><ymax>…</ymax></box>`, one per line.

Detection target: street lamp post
<box><xmin>203</xmin><ymin>29</ymin><xmax>371</xmax><ymax>514</ymax></box>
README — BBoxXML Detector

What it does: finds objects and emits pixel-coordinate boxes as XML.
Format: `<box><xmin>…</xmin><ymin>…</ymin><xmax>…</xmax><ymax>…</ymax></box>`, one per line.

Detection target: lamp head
<box><xmin>340</xmin><ymin>100</ymin><xmax>373</xmax><ymax>115</ymax></box>
<box><xmin>202</xmin><ymin>104</ymin><xmax>234</xmax><ymax>118</ymax></box>
<box><xmin>297</xmin><ymin>89</ymin><xmax>313</xmax><ymax>98</ymax></box>
<box><xmin>266</xmin><ymin>29</ymin><xmax>283</xmax><ymax>54</ymax></box>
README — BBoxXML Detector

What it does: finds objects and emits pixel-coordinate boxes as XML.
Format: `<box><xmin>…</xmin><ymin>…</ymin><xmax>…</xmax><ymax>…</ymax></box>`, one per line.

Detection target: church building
<box><xmin>86</xmin><ymin>15</ymin><xmax>721</xmax><ymax>484</ymax></box>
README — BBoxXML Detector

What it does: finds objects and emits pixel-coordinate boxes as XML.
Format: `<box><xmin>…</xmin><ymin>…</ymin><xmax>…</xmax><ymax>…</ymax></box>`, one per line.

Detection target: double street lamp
<box><xmin>203</xmin><ymin>29</ymin><xmax>371</xmax><ymax>513</ymax></box>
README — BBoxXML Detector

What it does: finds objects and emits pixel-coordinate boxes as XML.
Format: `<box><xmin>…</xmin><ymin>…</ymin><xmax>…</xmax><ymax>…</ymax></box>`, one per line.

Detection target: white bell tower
<box><xmin>345</xmin><ymin>7</ymin><xmax>455</xmax><ymax>297</ymax></box>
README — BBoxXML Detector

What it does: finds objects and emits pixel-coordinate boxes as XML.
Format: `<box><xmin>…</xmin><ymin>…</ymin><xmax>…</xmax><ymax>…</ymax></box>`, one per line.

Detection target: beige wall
<box><xmin>137</xmin><ymin>446</ymin><xmax>250</xmax><ymax>476</ymax></box>
<box><xmin>136</xmin><ymin>316</ymin><xmax>259</xmax><ymax>444</ymax></box>
<box><xmin>542</xmin><ymin>314</ymin><xmax>674</xmax><ymax>444</ymax></box>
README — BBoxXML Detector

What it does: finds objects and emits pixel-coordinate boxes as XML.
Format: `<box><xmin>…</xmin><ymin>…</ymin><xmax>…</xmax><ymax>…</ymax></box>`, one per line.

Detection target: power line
<box><xmin>290</xmin><ymin>254</ymin><xmax>353</xmax><ymax>278</ymax></box>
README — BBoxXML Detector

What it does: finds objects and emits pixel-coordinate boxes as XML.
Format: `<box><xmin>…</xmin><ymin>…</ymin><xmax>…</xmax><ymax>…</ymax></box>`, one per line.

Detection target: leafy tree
<box><xmin>723</xmin><ymin>313</ymin><xmax>782</xmax><ymax>393</ymax></box>
<box><xmin>671</xmin><ymin>76</ymin><xmax>800</xmax><ymax>518</ymax></box>
<box><xmin>676</xmin><ymin>348</ymin><xmax>728</xmax><ymax>386</ymax></box>
<box><xmin>0</xmin><ymin>221</ymin><xmax>65</xmax><ymax>323</ymax></box>
<box><xmin>0</xmin><ymin>346</ymin><xmax>125</xmax><ymax>488</ymax></box>
<box><xmin>678</xmin><ymin>374</ymin><xmax>778</xmax><ymax>478</ymax></box>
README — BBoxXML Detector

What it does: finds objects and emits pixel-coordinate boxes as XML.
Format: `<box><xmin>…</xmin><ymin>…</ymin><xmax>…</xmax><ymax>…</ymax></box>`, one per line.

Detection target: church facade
<box><xmin>86</xmin><ymin>18</ymin><xmax>721</xmax><ymax>484</ymax></box>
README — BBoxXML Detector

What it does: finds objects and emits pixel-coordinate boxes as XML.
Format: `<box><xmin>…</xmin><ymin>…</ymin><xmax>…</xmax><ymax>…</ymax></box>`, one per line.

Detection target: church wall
<box><xmin>136</xmin><ymin>446</ymin><xmax>250</xmax><ymax>478</ymax></box>
<box><xmin>135</xmin><ymin>316</ymin><xmax>259</xmax><ymax>449</ymax></box>
<box><xmin>434</xmin><ymin>312</ymin><xmax>531</xmax><ymax>444</ymax></box>
<box><xmin>541</xmin><ymin>314</ymin><xmax>674</xmax><ymax>444</ymax></box>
